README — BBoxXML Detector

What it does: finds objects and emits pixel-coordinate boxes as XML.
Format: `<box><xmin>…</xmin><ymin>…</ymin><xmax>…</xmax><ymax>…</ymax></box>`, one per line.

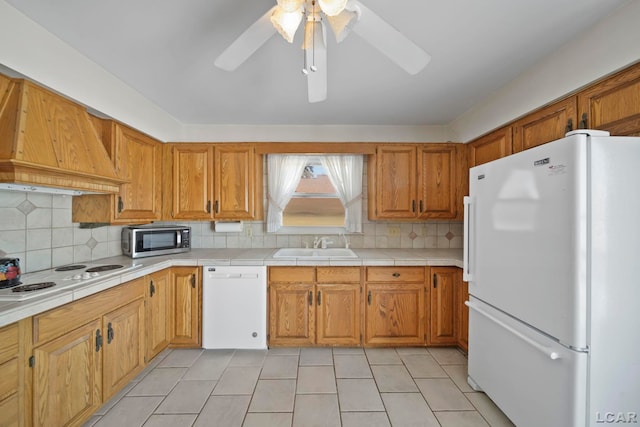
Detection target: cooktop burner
<box><xmin>85</xmin><ymin>265</ymin><xmax>123</xmax><ymax>273</ymax></box>
<box><xmin>12</xmin><ymin>282</ymin><xmax>56</xmax><ymax>292</ymax></box>
<box><xmin>55</xmin><ymin>265</ymin><xmax>87</xmax><ymax>271</ymax></box>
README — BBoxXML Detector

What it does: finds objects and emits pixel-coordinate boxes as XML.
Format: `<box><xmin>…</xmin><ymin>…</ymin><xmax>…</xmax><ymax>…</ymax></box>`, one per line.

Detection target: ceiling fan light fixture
<box><xmin>276</xmin><ymin>0</ymin><xmax>305</xmax><ymax>13</ymax></box>
<box><xmin>271</xmin><ymin>6</ymin><xmax>303</xmax><ymax>43</ymax></box>
<box><xmin>317</xmin><ymin>0</ymin><xmax>348</xmax><ymax>17</ymax></box>
<box><xmin>326</xmin><ymin>6</ymin><xmax>359</xmax><ymax>43</ymax></box>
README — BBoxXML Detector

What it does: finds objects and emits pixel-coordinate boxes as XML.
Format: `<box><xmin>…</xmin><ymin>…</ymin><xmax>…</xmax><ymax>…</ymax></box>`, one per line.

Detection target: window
<box><xmin>267</xmin><ymin>154</ymin><xmax>363</xmax><ymax>233</ymax></box>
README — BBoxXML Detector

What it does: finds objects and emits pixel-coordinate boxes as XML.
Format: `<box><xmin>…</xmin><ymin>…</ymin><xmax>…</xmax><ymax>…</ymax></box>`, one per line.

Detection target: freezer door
<box><xmin>466</xmin><ymin>134</ymin><xmax>588</xmax><ymax>348</ymax></box>
<box><xmin>467</xmin><ymin>297</ymin><xmax>587</xmax><ymax>427</ymax></box>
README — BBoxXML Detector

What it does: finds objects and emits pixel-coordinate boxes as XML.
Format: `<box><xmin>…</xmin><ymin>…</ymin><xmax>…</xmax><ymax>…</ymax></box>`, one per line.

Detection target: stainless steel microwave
<box><xmin>122</xmin><ymin>225</ymin><xmax>191</xmax><ymax>258</ymax></box>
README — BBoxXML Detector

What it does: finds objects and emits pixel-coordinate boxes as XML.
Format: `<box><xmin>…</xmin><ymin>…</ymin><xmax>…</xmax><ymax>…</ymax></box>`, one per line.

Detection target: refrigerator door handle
<box><xmin>463</xmin><ymin>196</ymin><xmax>473</xmax><ymax>282</ymax></box>
<box><xmin>466</xmin><ymin>301</ymin><xmax>562</xmax><ymax>361</ymax></box>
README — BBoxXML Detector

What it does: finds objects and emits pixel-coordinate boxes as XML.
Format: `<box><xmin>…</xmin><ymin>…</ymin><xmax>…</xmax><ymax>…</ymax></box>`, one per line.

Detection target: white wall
<box><xmin>451</xmin><ymin>0</ymin><xmax>640</xmax><ymax>142</ymax></box>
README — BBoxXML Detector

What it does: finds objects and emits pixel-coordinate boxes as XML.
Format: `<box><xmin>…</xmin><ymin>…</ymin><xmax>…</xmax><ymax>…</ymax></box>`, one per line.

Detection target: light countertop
<box><xmin>0</xmin><ymin>248</ymin><xmax>463</xmax><ymax>328</ymax></box>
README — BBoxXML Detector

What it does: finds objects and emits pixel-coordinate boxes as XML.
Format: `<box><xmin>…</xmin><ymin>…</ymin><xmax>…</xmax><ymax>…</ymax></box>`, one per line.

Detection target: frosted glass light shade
<box><xmin>277</xmin><ymin>0</ymin><xmax>304</xmax><ymax>13</ymax></box>
<box><xmin>271</xmin><ymin>6</ymin><xmax>304</xmax><ymax>43</ymax></box>
<box><xmin>318</xmin><ymin>0</ymin><xmax>348</xmax><ymax>16</ymax></box>
<box><xmin>326</xmin><ymin>7</ymin><xmax>359</xmax><ymax>42</ymax></box>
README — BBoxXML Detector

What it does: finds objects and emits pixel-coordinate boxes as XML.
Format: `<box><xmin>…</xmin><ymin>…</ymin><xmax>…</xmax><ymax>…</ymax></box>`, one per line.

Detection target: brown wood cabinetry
<box><xmin>456</xmin><ymin>277</ymin><xmax>469</xmax><ymax>352</ymax></box>
<box><xmin>578</xmin><ymin>64</ymin><xmax>640</xmax><ymax>136</ymax></box>
<box><xmin>364</xmin><ymin>267</ymin><xmax>426</xmax><ymax>346</ymax></box>
<box><xmin>170</xmin><ymin>266</ymin><xmax>201</xmax><ymax>347</ymax></box>
<box><xmin>427</xmin><ymin>267</ymin><xmax>458</xmax><ymax>346</ymax></box>
<box><xmin>512</xmin><ymin>97</ymin><xmax>577</xmax><ymax>153</ymax></box>
<box><xmin>468</xmin><ymin>126</ymin><xmax>513</xmax><ymax>167</ymax></box>
<box><xmin>31</xmin><ymin>278</ymin><xmax>145</xmax><ymax>426</ymax></box>
<box><xmin>0</xmin><ymin>322</ymin><xmax>23</xmax><ymax>427</ymax></box>
<box><xmin>146</xmin><ymin>269</ymin><xmax>172</xmax><ymax>360</ymax></box>
<box><xmin>165</xmin><ymin>144</ymin><xmax>262</xmax><ymax>220</ymax></box>
<box><xmin>369</xmin><ymin>145</ymin><xmax>459</xmax><ymax>220</ymax></box>
<box><xmin>268</xmin><ymin>267</ymin><xmax>362</xmax><ymax>346</ymax></box>
<box><xmin>72</xmin><ymin>121</ymin><xmax>163</xmax><ymax>224</ymax></box>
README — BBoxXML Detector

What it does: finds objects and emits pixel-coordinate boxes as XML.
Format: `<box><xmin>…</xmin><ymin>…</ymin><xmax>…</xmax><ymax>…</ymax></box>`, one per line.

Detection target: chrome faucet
<box><xmin>313</xmin><ymin>236</ymin><xmax>334</xmax><ymax>249</ymax></box>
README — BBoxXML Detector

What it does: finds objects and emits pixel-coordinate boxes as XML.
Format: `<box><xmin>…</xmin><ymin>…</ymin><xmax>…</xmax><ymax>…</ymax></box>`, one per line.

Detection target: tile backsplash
<box><xmin>0</xmin><ymin>189</ymin><xmax>462</xmax><ymax>273</ymax></box>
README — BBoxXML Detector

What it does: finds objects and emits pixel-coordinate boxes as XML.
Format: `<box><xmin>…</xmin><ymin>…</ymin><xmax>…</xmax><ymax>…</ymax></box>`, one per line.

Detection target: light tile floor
<box><xmin>83</xmin><ymin>347</ymin><xmax>515</xmax><ymax>427</ymax></box>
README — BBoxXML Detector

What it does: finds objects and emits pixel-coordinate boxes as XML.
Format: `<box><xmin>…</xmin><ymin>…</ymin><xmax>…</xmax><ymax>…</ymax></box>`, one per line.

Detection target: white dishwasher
<box><xmin>202</xmin><ymin>266</ymin><xmax>267</xmax><ymax>349</ymax></box>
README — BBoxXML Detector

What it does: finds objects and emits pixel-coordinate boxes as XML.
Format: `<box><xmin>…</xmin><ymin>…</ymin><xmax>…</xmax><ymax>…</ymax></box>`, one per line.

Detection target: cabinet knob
<box><xmin>392</xmin><ymin>272</ymin><xmax>401</xmax><ymax>278</ymax></box>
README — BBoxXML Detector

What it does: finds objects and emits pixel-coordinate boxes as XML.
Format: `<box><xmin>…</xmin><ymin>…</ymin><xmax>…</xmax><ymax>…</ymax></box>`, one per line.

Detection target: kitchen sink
<box><xmin>273</xmin><ymin>248</ymin><xmax>358</xmax><ymax>258</ymax></box>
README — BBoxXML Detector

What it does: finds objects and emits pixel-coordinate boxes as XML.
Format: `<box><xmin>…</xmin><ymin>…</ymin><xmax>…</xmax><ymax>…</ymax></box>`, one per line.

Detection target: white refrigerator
<box><xmin>463</xmin><ymin>129</ymin><xmax>640</xmax><ymax>427</ymax></box>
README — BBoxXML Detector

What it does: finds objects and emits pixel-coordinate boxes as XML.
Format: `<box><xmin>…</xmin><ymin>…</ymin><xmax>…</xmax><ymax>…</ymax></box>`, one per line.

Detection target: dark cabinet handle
<box><xmin>206</xmin><ymin>200</ymin><xmax>212</xmax><ymax>213</ymax></box>
<box><xmin>309</xmin><ymin>290</ymin><xmax>313</xmax><ymax>306</ymax></box>
<box><xmin>190</xmin><ymin>274</ymin><xmax>196</xmax><ymax>288</ymax></box>
<box><xmin>565</xmin><ymin>118</ymin><xmax>573</xmax><ymax>133</ymax></box>
<box><xmin>579</xmin><ymin>113</ymin><xmax>588</xmax><ymax>129</ymax></box>
<box><xmin>117</xmin><ymin>196</ymin><xmax>124</xmax><ymax>213</ymax></box>
<box><xmin>317</xmin><ymin>291</ymin><xmax>322</xmax><ymax>305</ymax></box>
<box><xmin>95</xmin><ymin>329</ymin><xmax>103</xmax><ymax>352</ymax></box>
<box><xmin>419</xmin><ymin>200</ymin><xmax>424</xmax><ymax>213</ymax></box>
<box><xmin>215</xmin><ymin>200</ymin><xmax>220</xmax><ymax>214</ymax></box>
<box><xmin>392</xmin><ymin>272</ymin><xmax>401</xmax><ymax>278</ymax></box>
<box><xmin>433</xmin><ymin>274</ymin><xmax>438</xmax><ymax>288</ymax></box>
<box><xmin>150</xmin><ymin>280</ymin><xmax>155</xmax><ymax>297</ymax></box>
<box><xmin>367</xmin><ymin>290</ymin><xmax>372</xmax><ymax>306</ymax></box>
<box><xmin>107</xmin><ymin>323</ymin><xmax>114</xmax><ymax>344</ymax></box>
<box><xmin>412</xmin><ymin>200</ymin><xmax>416</xmax><ymax>213</ymax></box>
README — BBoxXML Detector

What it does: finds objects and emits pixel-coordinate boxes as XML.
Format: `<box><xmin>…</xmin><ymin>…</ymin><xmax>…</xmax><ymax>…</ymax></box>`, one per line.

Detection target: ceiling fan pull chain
<box><xmin>311</xmin><ymin>1</ymin><xmax>317</xmax><ymax>72</ymax></box>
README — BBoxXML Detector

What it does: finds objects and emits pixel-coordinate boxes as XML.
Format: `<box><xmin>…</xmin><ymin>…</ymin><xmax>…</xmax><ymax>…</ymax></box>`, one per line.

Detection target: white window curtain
<box><xmin>321</xmin><ymin>155</ymin><xmax>363</xmax><ymax>233</ymax></box>
<box><xmin>267</xmin><ymin>154</ymin><xmax>308</xmax><ymax>232</ymax></box>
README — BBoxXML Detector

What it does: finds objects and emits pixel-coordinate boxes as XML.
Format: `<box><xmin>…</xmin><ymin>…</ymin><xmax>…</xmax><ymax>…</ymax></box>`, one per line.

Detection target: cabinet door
<box><xmin>427</xmin><ymin>267</ymin><xmax>457</xmax><ymax>345</ymax></box>
<box><xmin>170</xmin><ymin>267</ymin><xmax>201</xmax><ymax>347</ymax></box>
<box><xmin>417</xmin><ymin>145</ymin><xmax>456</xmax><ymax>219</ymax></box>
<box><xmin>32</xmin><ymin>320</ymin><xmax>102</xmax><ymax>427</ymax></box>
<box><xmin>0</xmin><ymin>323</ymin><xmax>19</xmax><ymax>427</ymax></box>
<box><xmin>316</xmin><ymin>284</ymin><xmax>361</xmax><ymax>346</ymax></box>
<box><xmin>269</xmin><ymin>283</ymin><xmax>315</xmax><ymax>346</ymax></box>
<box><xmin>372</xmin><ymin>145</ymin><xmax>417</xmax><ymax>219</ymax></box>
<box><xmin>364</xmin><ymin>283</ymin><xmax>425</xmax><ymax>346</ymax></box>
<box><xmin>146</xmin><ymin>269</ymin><xmax>172</xmax><ymax>360</ymax></box>
<box><xmin>578</xmin><ymin>63</ymin><xmax>640</xmax><ymax>136</ymax></box>
<box><xmin>214</xmin><ymin>145</ymin><xmax>255</xmax><ymax>219</ymax></box>
<box><xmin>468</xmin><ymin>126</ymin><xmax>513</xmax><ymax>167</ymax></box>
<box><xmin>112</xmin><ymin>124</ymin><xmax>163</xmax><ymax>221</ymax></box>
<box><xmin>171</xmin><ymin>145</ymin><xmax>214</xmax><ymax>220</ymax></box>
<box><xmin>102</xmin><ymin>298</ymin><xmax>145</xmax><ymax>400</ymax></box>
<box><xmin>512</xmin><ymin>97</ymin><xmax>577</xmax><ymax>152</ymax></box>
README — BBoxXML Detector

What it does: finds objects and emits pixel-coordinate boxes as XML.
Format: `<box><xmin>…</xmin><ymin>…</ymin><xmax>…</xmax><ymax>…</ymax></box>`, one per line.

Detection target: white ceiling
<box><xmin>3</xmin><ymin>0</ymin><xmax>630</xmax><ymax>127</ymax></box>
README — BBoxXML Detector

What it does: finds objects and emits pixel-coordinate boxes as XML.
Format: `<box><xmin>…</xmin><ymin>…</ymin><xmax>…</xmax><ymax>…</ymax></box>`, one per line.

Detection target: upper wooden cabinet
<box><xmin>512</xmin><ymin>97</ymin><xmax>577</xmax><ymax>153</ymax></box>
<box><xmin>72</xmin><ymin>121</ymin><xmax>163</xmax><ymax>224</ymax></box>
<box><xmin>369</xmin><ymin>144</ymin><xmax>460</xmax><ymax>220</ymax></box>
<box><xmin>578</xmin><ymin>64</ymin><xmax>640</xmax><ymax>136</ymax></box>
<box><xmin>468</xmin><ymin>126</ymin><xmax>513</xmax><ymax>167</ymax></box>
<box><xmin>164</xmin><ymin>143</ymin><xmax>262</xmax><ymax>220</ymax></box>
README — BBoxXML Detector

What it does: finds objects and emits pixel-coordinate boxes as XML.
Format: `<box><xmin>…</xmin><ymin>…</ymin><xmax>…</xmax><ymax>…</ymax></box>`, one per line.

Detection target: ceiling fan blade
<box><xmin>352</xmin><ymin>2</ymin><xmax>430</xmax><ymax>75</ymax></box>
<box><xmin>214</xmin><ymin>6</ymin><xmax>277</xmax><ymax>71</ymax></box>
<box><xmin>306</xmin><ymin>23</ymin><xmax>328</xmax><ymax>103</ymax></box>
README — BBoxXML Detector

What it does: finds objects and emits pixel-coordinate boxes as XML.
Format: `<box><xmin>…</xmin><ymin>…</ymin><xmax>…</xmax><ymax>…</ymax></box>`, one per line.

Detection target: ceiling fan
<box><xmin>214</xmin><ymin>0</ymin><xmax>431</xmax><ymax>103</ymax></box>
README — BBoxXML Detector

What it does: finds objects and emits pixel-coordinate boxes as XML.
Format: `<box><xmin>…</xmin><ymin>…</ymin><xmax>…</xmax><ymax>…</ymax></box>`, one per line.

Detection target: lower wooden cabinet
<box><xmin>30</xmin><ymin>278</ymin><xmax>146</xmax><ymax>427</ymax></box>
<box><xmin>0</xmin><ymin>322</ymin><xmax>23</xmax><ymax>427</ymax></box>
<box><xmin>457</xmin><ymin>278</ymin><xmax>469</xmax><ymax>352</ymax></box>
<box><xmin>146</xmin><ymin>269</ymin><xmax>172</xmax><ymax>360</ymax></box>
<box><xmin>364</xmin><ymin>267</ymin><xmax>426</xmax><ymax>346</ymax></box>
<box><xmin>427</xmin><ymin>267</ymin><xmax>458</xmax><ymax>346</ymax></box>
<box><xmin>170</xmin><ymin>266</ymin><xmax>201</xmax><ymax>347</ymax></box>
<box><xmin>268</xmin><ymin>267</ymin><xmax>362</xmax><ymax>346</ymax></box>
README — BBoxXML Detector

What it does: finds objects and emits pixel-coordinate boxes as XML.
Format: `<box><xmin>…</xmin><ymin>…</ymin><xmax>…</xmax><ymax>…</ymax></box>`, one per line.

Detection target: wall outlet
<box><xmin>387</xmin><ymin>226</ymin><xmax>401</xmax><ymax>237</ymax></box>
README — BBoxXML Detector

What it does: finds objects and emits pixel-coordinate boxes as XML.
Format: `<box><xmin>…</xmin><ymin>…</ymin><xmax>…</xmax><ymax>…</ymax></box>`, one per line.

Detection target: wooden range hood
<box><xmin>0</xmin><ymin>74</ymin><xmax>124</xmax><ymax>194</ymax></box>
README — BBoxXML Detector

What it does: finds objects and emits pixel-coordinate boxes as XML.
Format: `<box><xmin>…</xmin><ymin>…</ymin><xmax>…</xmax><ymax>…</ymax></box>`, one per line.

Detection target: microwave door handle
<box><xmin>176</xmin><ymin>231</ymin><xmax>182</xmax><ymax>246</ymax></box>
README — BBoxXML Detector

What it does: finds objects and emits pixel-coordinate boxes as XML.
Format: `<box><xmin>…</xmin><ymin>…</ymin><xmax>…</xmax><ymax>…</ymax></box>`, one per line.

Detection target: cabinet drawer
<box><xmin>366</xmin><ymin>267</ymin><xmax>425</xmax><ymax>283</ymax></box>
<box><xmin>33</xmin><ymin>278</ymin><xmax>145</xmax><ymax>346</ymax></box>
<box><xmin>317</xmin><ymin>267</ymin><xmax>361</xmax><ymax>283</ymax></box>
<box><xmin>269</xmin><ymin>267</ymin><xmax>315</xmax><ymax>283</ymax></box>
<box><xmin>0</xmin><ymin>358</ymin><xmax>18</xmax><ymax>401</ymax></box>
<box><xmin>0</xmin><ymin>323</ymin><xmax>18</xmax><ymax>364</ymax></box>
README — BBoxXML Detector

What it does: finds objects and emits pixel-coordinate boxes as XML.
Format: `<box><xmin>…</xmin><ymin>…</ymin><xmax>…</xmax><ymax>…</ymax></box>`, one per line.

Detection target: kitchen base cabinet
<box><xmin>170</xmin><ymin>266</ymin><xmax>201</xmax><ymax>347</ymax></box>
<box><xmin>0</xmin><ymin>322</ymin><xmax>25</xmax><ymax>427</ymax></box>
<box><xmin>146</xmin><ymin>269</ymin><xmax>172</xmax><ymax>360</ymax></box>
<box><xmin>268</xmin><ymin>267</ymin><xmax>362</xmax><ymax>347</ymax></box>
<box><xmin>427</xmin><ymin>267</ymin><xmax>458</xmax><ymax>346</ymax></box>
<box><xmin>457</xmin><ymin>278</ymin><xmax>469</xmax><ymax>352</ymax></box>
<box><xmin>364</xmin><ymin>267</ymin><xmax>426</xmax><ymax>347</ymax></box>
<box><xmin>31</xmin><ymin>278</ymin><xmax>146</xmax><ymax>427</ymax></box>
